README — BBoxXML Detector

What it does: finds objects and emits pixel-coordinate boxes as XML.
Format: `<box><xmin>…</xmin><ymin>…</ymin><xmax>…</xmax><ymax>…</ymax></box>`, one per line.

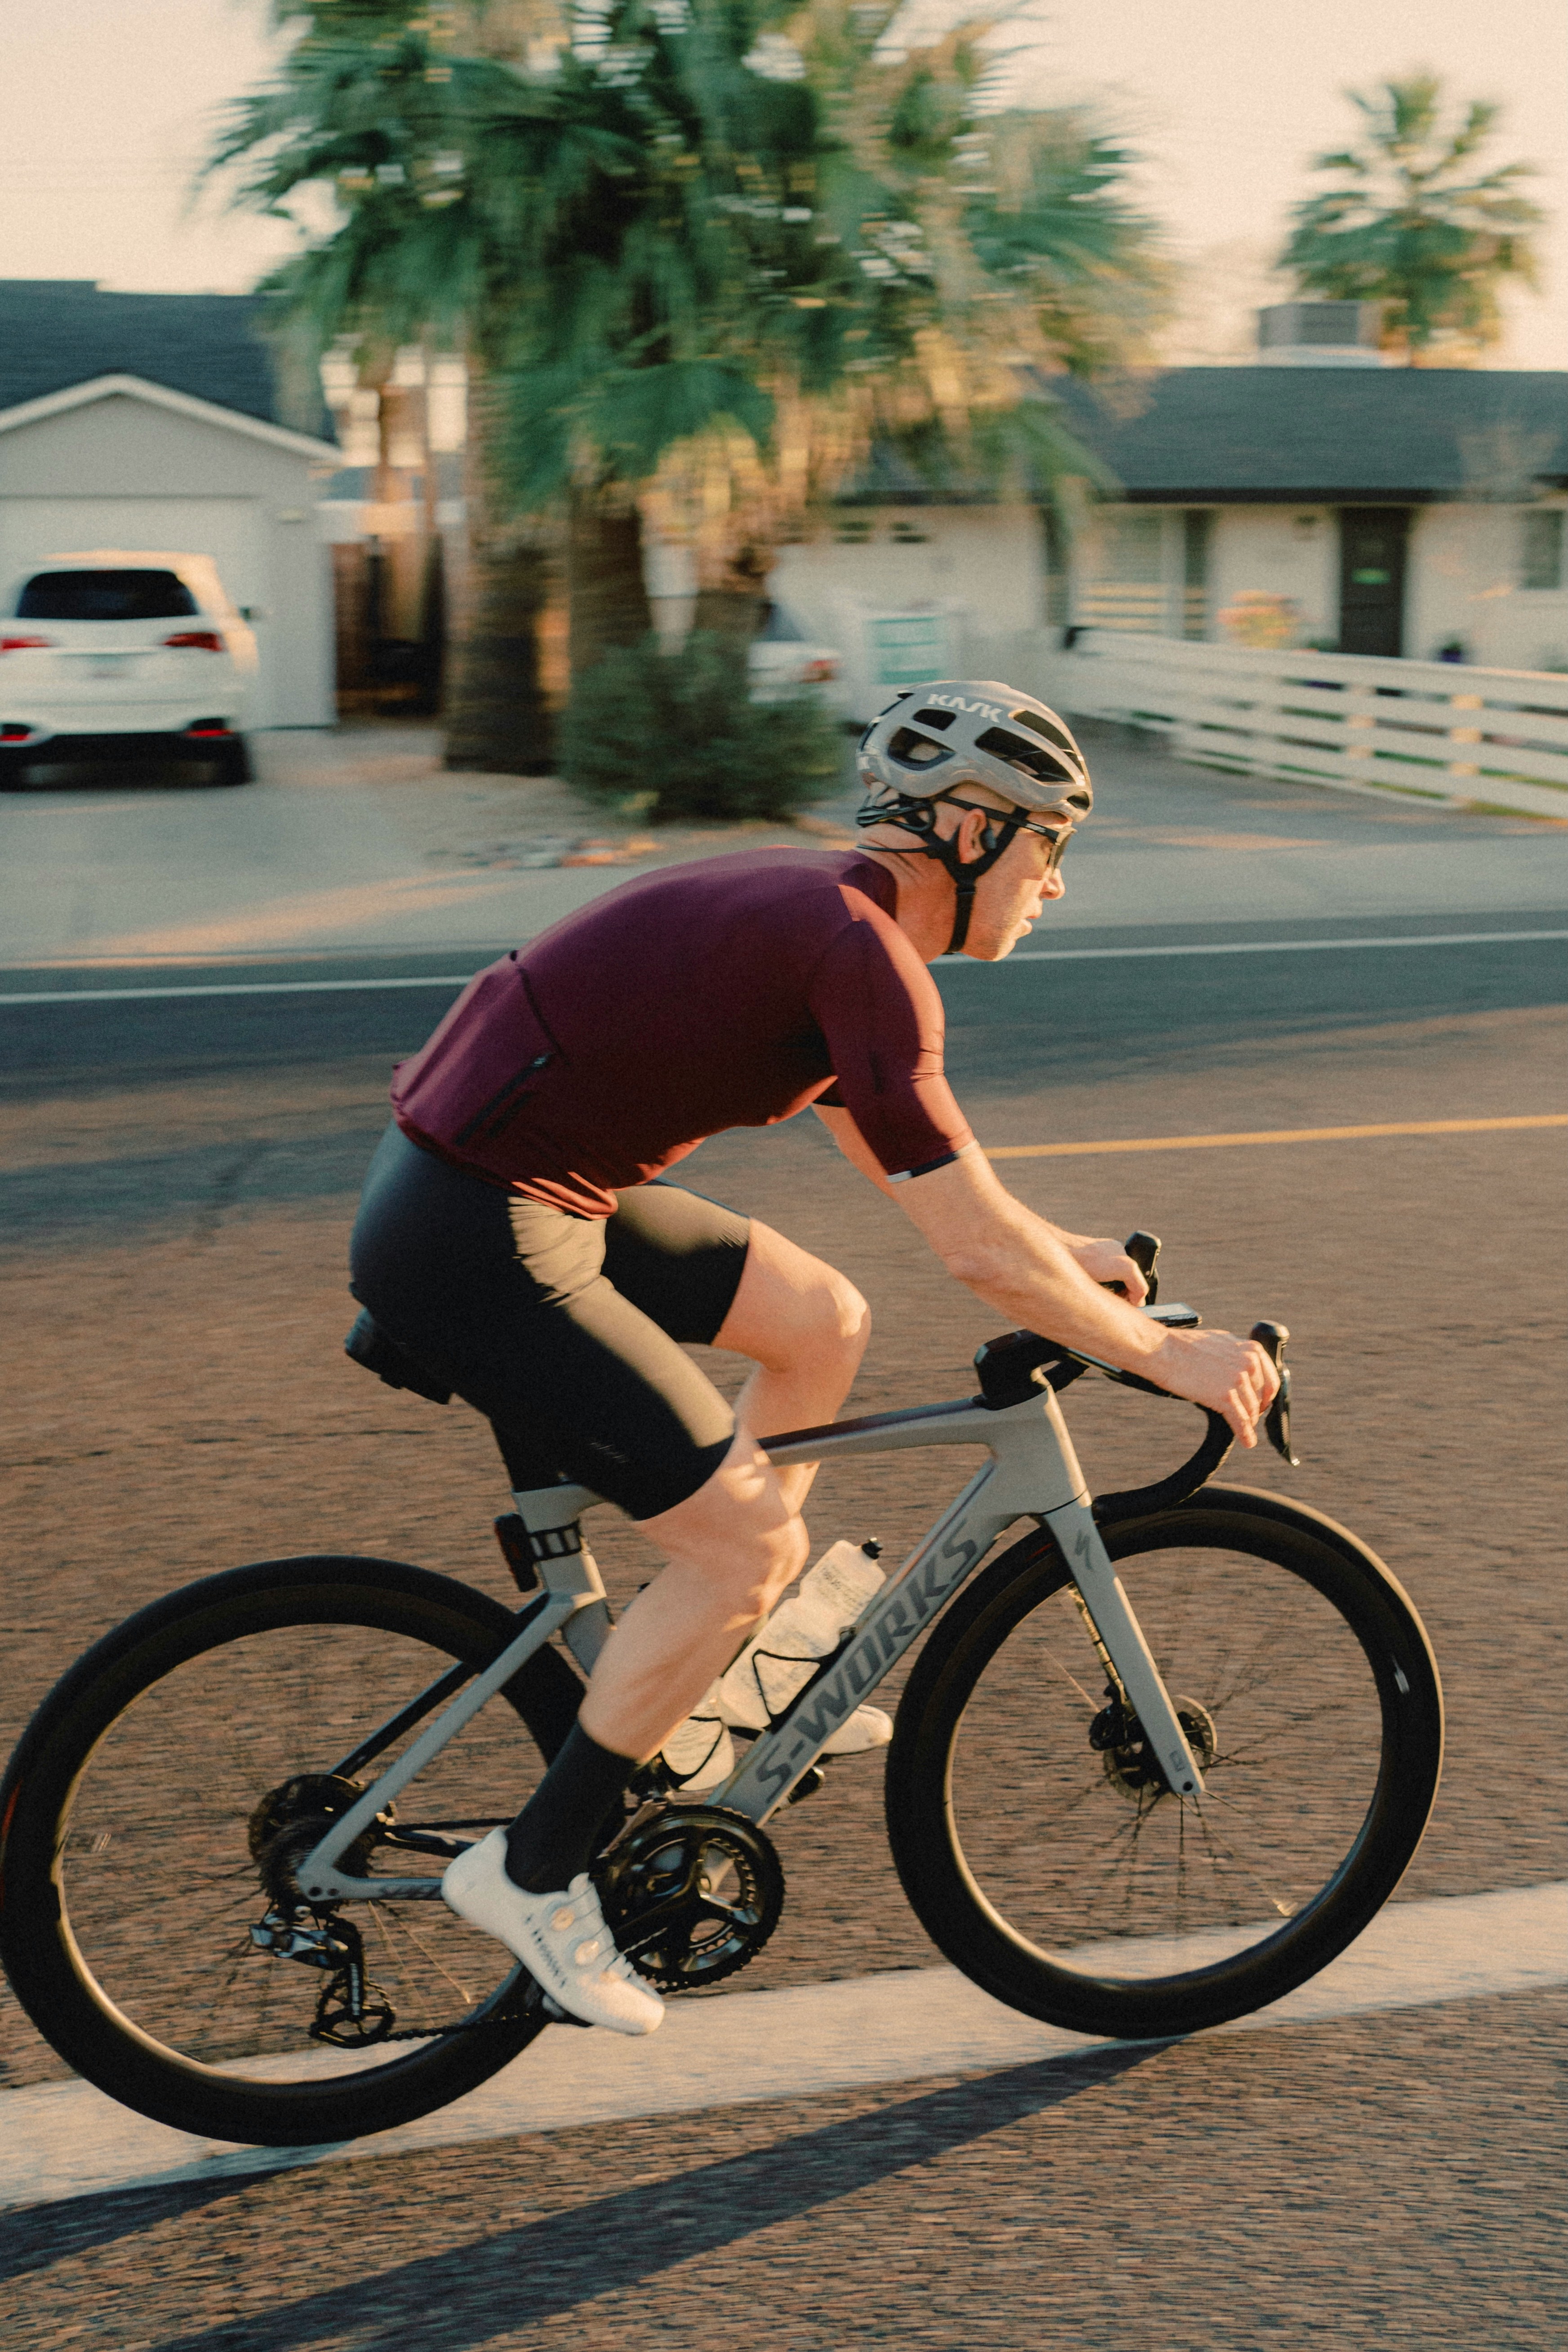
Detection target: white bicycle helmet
<box><xmin>856</xmin><ymin>681</ymin><xmax>1092</xmax><ymax>952</ymax></box>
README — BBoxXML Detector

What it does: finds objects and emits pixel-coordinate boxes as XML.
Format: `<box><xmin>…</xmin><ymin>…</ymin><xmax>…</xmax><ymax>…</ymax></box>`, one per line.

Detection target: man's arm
<box><xmin>815</xmin><ymin>1106</ymin><xmax>1276</xmax><ymax>1445</ymax></box>
<box><xmin>813</xmin><ymin>1104</ymin><xmax>1144</xmax><ymax>1291</ymax></box>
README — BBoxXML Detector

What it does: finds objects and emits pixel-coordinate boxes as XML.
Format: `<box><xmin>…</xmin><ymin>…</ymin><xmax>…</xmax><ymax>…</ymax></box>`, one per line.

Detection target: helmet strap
<box><xmin>855</xmin><ymin>794</ymin><xmax>1023</xmax><ymax>954</ymax></box>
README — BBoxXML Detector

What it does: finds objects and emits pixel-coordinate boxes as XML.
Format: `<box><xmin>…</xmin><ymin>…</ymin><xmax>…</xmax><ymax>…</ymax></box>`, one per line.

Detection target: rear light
<box><xmin>0</xmin><ymin>635</ymin><xmax>53</xmax><ymax>653</ymax></box>
<box><xmin>802</xmin><ymin>656</ymin><xmax>839</xmax><ymax>682</ymax></box>
<box><xmin>1</xmin><ymin>723</ymin><xmax>35</xmax><ymax>740</ymax></box>
<box><xmin>185</xmin><ymin>720</ymin><xmax>232</xmax><ymax>738</ymax></box>
<box><xmin>164</xmin><ymin>631</ymin><xmax>225</xmax><ymax>652</ymax></box>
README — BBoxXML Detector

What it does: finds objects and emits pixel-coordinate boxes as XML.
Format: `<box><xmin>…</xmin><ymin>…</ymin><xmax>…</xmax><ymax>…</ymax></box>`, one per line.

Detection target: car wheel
<box><xmin>209</xmin><ymin>737</ymin><xmax>253</xmax><ymax>787</ymax></box>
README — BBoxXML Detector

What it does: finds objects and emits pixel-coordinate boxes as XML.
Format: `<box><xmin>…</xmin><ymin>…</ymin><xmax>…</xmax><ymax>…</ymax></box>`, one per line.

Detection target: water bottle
<box><xmin>658</xmin><ymin>1703</ymin><xmax>734</xmax><ymax>1792</ymax></box>
<box><xmin>717</xmin><ymin>1539</ymin><xmax>885</xmax><ymax>1730</ymax></box>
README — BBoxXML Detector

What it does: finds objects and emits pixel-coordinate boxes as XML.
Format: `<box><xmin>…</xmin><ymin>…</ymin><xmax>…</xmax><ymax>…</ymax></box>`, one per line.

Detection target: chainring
<box><xmin>597</xmin><ymin>1804</ymin><xmax>785</xmax><ymax>1992</ymax></box>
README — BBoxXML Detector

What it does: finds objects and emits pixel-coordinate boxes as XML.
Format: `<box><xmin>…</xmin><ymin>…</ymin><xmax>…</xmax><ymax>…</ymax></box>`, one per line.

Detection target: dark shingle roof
<box><xmin>1051</xmin><ymin>366</ymin><xmax>1568</xmax><ymax>503</ymax></box>
<box><xmin>0</xmin><ymin>281</ymin><xmax>332</xmax><ymax>440</ymax></box>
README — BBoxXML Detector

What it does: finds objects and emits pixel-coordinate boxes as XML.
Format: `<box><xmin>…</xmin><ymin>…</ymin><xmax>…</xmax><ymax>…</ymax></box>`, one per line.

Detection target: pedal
<box><xmin>539</xmin><ymin>1993</ymin><xmax>594</xmax><ymax>2028</ymax></box>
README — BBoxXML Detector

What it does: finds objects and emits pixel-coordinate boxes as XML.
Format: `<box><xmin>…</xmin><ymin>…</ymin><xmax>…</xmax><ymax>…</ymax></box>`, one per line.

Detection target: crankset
<box><xmin>1090</xmin><ymin>1688</ymin><xmax>1217</xmax><ymax>1800</ymax></box>
<box><xmin>597</xmin><ymin>1803</ymin><xmax>784</xmax><ymax>1991</ymax></box>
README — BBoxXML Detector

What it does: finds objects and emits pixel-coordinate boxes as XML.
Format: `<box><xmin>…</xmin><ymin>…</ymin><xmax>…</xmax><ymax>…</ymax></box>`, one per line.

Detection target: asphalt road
<box><xmin>1</xmin><ymin>771</ymin><xmax>1565</xmax><ymax>2344</ymax></box>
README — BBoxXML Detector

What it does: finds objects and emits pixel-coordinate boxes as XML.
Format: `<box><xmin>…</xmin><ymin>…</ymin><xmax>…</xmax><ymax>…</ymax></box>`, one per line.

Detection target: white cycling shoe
<box><xmin>442</xmin><ymin>1830</ymin><xmax>662</xmax><ymax>2037</ymax></box>
<box><xmin>821</xmin><ymin>1704</ymin><xmax>893</xmax><ymax>1756</ymax></box>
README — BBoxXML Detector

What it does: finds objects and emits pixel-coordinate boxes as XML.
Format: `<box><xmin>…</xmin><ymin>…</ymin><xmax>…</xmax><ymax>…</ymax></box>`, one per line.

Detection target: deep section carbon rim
<box><xmin>888</xmin><ymin>1493</ymin><xmax>1441</xmax><ymax>2037</ymax></box>
<box><xmin>2</xmin><ymin>1560</ymin><xmax>580</xmax><ymax>2139</ymax></box>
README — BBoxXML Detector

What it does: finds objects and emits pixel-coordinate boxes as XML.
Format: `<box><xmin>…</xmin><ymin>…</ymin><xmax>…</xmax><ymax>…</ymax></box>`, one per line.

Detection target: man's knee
<box><xmin>653</xmin><ymin>1474</ymin><xmax>808</xmax><ymax>1619</ymax></box>
<box><xmin>781</xmin><ymin>1265</ymin><xmax>870</xmax><ymax>1369</ymax></box>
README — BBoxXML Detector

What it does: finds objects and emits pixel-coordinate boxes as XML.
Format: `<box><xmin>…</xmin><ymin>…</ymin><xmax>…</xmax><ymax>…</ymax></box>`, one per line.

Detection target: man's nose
<box><xmin>1041</xmin><ymin>870</ymin><xmax>1066</xmax><ymax>902</ymax></box>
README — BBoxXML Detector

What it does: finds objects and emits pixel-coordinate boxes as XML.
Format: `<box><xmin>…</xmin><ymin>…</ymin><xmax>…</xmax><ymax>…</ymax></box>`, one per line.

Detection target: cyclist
<box><xmin>349</xmin><ymin>680</ymin><xmax>1279</xmax><ymax>2037</ymax></box>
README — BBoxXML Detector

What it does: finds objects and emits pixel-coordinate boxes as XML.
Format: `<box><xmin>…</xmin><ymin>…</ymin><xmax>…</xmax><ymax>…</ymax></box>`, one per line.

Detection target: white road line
<box><xmin>0</xmin><ymin>975</ymin><xmax>477</xmax><ymax>1006</ymax></box>
<box><xmin>945</xmin><ymin>927</ymin><xmax>1568</xmax><ymax>964</ymax></box>
<box><xmin>1</xmin><ymin>927</ymin><xmax>1565</xmax><ymax>1006</ymax></box>
<box><xmin>3</xmin><ymin>1882</ymin><xmax>1561</xmax><ymax>2214</ymax></box>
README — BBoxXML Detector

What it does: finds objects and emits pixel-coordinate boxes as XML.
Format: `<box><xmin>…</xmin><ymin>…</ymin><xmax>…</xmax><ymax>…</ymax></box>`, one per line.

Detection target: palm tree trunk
<box><xmin>567</xmin><ymin>488</ymin><xmax>653</xmax><ymax>680</ymax></box>
<box><xmin>692</xmin><ymin>534</ymin><xmax>771</xmax><ymax>645</ymax></box>
<box><xmin>443</xmin><ymin>364</ymin><xmax>555</xmax><ymax>774</ymax></box>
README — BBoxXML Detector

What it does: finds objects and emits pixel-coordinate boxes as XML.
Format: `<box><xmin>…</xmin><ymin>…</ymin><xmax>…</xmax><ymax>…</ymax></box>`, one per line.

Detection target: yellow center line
<box><xmin>985</xmin><ymin>1115</ymin><xmax>1568</xmax><ymax>1160</ymax></box>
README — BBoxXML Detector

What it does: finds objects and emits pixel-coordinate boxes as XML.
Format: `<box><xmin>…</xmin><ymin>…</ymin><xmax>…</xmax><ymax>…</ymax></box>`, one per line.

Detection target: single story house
<box><xmin>753</xmin><ymin>311</ymin><xmax>1568</xmax><ymax>705</ymax></box>
<box><xmin>0</xmin><ymin>280</ymin><xmax>339</xmax><ymax>728</ymax></box>
<box><xmin>1051</xmin><ymin>352</ymin><xmax>1568</xmax><ymax>671</ymax></box>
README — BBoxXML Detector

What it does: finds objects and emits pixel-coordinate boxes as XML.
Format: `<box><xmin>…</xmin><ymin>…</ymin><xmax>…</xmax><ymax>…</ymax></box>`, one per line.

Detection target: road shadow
<box><xmin>105</xmin><ymin>2044</ymin><xmax>1159</xmax><ymax>2351</ymax></box>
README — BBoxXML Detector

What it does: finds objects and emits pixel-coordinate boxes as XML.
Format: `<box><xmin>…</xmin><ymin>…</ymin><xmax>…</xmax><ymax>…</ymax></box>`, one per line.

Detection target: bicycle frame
<box><xmin>295</xmin><ymin>1376</ymin><xmax>1205</xmax><ymax>1907</ymax></box>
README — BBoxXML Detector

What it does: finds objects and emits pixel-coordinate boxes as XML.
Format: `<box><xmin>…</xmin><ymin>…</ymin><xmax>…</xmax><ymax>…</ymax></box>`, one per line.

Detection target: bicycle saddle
<box><xmin>344</xmin><ymin>1308</ymin><xmax>453</xmax><ymax>1407</ymax></box>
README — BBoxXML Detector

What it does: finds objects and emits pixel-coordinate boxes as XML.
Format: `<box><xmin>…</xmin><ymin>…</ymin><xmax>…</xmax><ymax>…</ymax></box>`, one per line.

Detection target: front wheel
<box><xmin>885</xmin><ymin>1487</ymin><xmax>1443</xmax><ymax>2041</ymax></box>
<box><xmin>0</xmin><ymin>1556</ymin><xmax>584</xmax><ymax>2146</ymax></box>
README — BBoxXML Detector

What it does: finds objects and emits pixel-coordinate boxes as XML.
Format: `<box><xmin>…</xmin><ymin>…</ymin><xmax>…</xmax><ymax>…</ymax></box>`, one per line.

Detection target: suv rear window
<box><xmin>16</xmin><ymin>569</ymin><xmax>198</xmax><ymax>621</ymax></box>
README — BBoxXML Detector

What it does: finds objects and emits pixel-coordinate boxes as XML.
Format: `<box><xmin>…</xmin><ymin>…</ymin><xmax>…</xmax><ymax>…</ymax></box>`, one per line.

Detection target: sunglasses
<box><xmin>945</xmin><ymin>799</ymin><xmax>1077</xmax><ymax>870</ymax></box>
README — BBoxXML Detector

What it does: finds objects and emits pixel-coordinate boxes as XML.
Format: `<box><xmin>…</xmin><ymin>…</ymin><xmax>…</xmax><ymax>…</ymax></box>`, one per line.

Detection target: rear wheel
<box><xmin>0</xmin><ymin>1556</ymin><xmax>584</xmax><ymax>2146</ymax></box>
<box><xmin>885</xmin><ymin>1487</ymin><xmax>1443</xmax><ymax>2040</ymax></box>
<box><xmin>209</xmin><ymin>735</ymin><xmax>252</xmax><ymax>786</ymax></box>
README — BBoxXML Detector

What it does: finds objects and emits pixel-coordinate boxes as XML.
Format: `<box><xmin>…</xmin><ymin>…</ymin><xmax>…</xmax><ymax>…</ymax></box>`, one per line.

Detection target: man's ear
<box><xmin>954</xmin><ymin>804</ymin><xmax>996</xmax><ymax>864</ymax></box>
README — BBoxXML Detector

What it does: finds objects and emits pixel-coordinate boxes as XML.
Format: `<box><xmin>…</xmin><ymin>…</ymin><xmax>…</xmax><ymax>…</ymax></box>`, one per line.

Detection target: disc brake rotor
<box><xmin>1093</xmin><ymin>1695</ymin><xmax>1218</xmax><ymax>1802</ymax></box>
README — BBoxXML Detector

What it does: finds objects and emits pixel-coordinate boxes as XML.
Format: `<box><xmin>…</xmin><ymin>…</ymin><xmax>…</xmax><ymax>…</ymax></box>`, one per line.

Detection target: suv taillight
<box><xmin>0</xmin><ymin>635</ymin><xmax>53</xmax><ymax>652</ymax></box>
<box><xmin>801</xmin><ymin>656</ymin><xmax>838</xmax><ymax>682</ymax></box>
<box><xmin>164</xmin><ymin>631</ymin><xmax>225</xmax><ymax>652</ymax></box>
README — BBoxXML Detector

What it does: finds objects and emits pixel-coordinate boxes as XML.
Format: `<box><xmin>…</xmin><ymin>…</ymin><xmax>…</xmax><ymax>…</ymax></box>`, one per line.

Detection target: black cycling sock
<box><xmin>504</xmin><ymin>1723</ymin><xmax>637</xmax><ymax>1893</ymax></box>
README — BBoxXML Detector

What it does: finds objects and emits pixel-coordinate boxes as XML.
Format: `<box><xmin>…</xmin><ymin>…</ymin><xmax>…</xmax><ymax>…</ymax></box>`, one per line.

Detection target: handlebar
<box><xmin>970</xmin><ymin>1230</ymin><xmax>1300</xmax><ymax>1518</ymax></box>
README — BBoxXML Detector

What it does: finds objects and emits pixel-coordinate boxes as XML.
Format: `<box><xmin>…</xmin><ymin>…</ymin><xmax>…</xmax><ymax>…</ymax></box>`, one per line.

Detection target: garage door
<box><xmin>0</xmin><ymin>497</ymin><xmax>284</xmax><ymax>726</ymax></box>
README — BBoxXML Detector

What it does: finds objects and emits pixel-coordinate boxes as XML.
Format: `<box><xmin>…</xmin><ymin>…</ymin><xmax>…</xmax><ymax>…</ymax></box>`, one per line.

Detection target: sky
<box><xmin>1</xmin><ymin>0</ymin><xmax>1564</xmax><ymax>368</ymax></box>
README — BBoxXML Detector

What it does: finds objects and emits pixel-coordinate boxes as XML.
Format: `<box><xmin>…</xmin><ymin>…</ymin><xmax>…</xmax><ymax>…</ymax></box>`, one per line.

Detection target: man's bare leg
<box><xmin>577</xmin><ymin>1223</ymin><xmax>869</xmax><ymax>1758</ymax></box>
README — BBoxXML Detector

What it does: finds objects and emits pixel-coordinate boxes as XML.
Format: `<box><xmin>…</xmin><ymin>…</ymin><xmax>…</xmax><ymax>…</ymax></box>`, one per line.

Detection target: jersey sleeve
<box><xmin>807</xmin><ymin>891</ymin><xmax>975</xmax><ymax>1180</ymax></box>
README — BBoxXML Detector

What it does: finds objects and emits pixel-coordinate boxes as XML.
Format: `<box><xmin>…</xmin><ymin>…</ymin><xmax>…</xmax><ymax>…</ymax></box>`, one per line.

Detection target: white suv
<box><xmin>0</xmin><ymin>552</ymin><xmax>258</xmax><ymax>789</ymax></box>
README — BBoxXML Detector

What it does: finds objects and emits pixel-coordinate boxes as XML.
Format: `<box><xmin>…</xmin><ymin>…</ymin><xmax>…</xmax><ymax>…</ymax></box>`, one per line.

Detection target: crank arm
<box><xmin>1042</xmin><ymin>1496</ymin><xmax>1206</xmax><ymax>1799</ymax></box>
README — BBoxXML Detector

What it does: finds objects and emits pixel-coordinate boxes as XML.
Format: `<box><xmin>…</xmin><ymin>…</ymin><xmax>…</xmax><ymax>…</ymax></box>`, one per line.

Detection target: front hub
<box><xmin>1091</xmin><ymin>1694</ymin><xmax>1217</xmax><ymax>1801</ymax></box>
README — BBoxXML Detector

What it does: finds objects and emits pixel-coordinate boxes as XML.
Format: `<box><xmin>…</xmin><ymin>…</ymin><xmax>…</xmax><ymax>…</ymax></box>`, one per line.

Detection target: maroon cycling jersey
<box><xmin>390</xmin><ymin>848</ymin><xmax>973</xmax><ymax>1216</ymax></box>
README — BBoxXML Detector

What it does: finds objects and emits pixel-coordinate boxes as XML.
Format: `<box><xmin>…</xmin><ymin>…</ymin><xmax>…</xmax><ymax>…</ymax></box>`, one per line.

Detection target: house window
<box><xmin>1079</xmin><ymin>510</ymin><xmax>1167</xmax><ymax>634</ymax></box>
<box><xmin>1182</xmin><ymin>511</ymin><xmax>1212</xmax><ymax>639</ymax></box>
<box><xmin>1520</xmin><ymin>510</ymin><xmax>1564</xmax><ymax>591</ymax></box>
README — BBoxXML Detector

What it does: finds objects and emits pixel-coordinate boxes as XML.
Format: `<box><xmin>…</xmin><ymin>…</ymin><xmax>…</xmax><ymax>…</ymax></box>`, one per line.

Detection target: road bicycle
<box><xmin>0</xmin><ymin>1236</ymin><xmax>1443</xmax><ymax>2151</ymax></box>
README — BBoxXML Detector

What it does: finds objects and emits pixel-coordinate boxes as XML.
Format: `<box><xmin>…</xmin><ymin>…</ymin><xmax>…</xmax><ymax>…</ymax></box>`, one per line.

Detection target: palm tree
<box><xmin>1279</xmin><ymin>74</ymin><xmax>1544</xmax><ymax>364</ymax></box>
<box><xmin>635</xmin><ymin>4</ymin><xmax>1165</xmax><ymax>641</ymax></box>
<box><xmin>216</xmin><ymin>2</ymin><xmax>1163</xmax><ymax>752</ymax></box>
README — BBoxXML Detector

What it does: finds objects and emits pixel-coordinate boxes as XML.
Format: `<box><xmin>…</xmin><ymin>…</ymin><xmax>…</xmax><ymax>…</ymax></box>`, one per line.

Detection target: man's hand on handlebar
<box><xmin>1062</xmin><ymin>1233</ymin><xmax>1150</xmax><ymax>1305</ymax></box>
<box><xmin>1149</xmin><ymin>1327</ymin><xmax>1280</xmax><ymax>1448</ymax></box>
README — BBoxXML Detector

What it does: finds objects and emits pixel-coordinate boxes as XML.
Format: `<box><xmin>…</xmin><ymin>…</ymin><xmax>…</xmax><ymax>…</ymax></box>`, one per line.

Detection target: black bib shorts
<box><xmin>350</xmin><ymin>1123</ymin><xmax>750</xmax><ymax>1521</ymax></box>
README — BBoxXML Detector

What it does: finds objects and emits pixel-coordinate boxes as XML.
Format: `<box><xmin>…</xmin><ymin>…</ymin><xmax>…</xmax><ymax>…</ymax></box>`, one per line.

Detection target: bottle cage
<box><xmin>855</xmin><ymin>792</ymin><xmax>1027</xmax><ymax>954</ymax></box>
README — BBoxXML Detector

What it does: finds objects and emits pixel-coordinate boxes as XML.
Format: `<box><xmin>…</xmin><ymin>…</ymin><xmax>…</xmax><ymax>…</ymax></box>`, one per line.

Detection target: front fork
<box><xmin>1042</xmin><ymin>1496</ymin><xmax>1206</xmax><ymax>1800</ymax></box>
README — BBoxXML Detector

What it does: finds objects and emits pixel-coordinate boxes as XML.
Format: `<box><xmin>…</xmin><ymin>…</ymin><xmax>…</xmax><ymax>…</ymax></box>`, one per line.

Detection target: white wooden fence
<box><xmin>1036</xmin><ymin>632</ymin><xmax>1568</xmax><ymax>821</ymax></box>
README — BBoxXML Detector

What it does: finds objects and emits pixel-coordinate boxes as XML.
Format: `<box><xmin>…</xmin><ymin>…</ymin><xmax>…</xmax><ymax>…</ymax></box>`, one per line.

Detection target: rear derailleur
<box><xmin>247</xmin><ymin>1771</ymin><xmax>395</xmax><ymax>2045</ymax></box>
<box><xmin>248</xmin><ymin>1906</ymin><xmax>394</xmax><ymax>2046</ymax></box>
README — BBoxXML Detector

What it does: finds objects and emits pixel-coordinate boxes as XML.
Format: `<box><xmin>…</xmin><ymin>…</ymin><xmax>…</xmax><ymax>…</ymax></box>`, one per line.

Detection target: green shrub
<box><xmin>560</xmin><ymin>631</ymin><xmax>848</xmax><ymax>822</ymax></box>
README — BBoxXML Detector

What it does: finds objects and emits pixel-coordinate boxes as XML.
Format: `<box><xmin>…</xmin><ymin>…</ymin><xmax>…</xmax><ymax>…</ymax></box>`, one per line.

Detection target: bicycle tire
<box><xmin>885</xmin><ymin>1486</ymin><xmax>1443</xmax><ymax>2041</ymax></box>
<box><xmin>0</xmin><ymin>1555</ymin><xmax>585</xmax><ymax>2147</ymax></box>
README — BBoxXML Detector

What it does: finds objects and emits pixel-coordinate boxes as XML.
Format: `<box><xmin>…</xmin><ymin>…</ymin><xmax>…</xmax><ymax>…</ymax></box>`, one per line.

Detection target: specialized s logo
<box><xmin>751</xmin><ymin>1528</ymin><xmax>984</xmax><ymax>1802</ymax></box>
<box><xmin>925</xmin><ymin>695</ymin><xmax>1005</xmax><ymax>723</ymax></box>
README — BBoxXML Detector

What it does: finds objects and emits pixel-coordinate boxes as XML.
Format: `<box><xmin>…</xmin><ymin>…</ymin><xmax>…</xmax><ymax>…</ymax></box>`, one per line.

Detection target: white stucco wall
<box><xmin>1205</xmin><ymin>508</ymin><xmax>1338</xmax><ymax>643</ymax></box>
<box><xmin>1064</xmin><ymin>498</ymin><xmax>1567</xmax><ymax>670</ymax></box>
<box><xmin>1408</xmin><ymin>501</ymin><xmax>1568</xmax><ymax>670</ymax></box>
<box><xmin>648</xmin><ymin>506</ymin><xmax>1050</xmax><ymax>717</ymax></box>
<box><xmin>0</xmin><ymin>393</ymin><xmax>336</xmax><ymax>726</ymax></box>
